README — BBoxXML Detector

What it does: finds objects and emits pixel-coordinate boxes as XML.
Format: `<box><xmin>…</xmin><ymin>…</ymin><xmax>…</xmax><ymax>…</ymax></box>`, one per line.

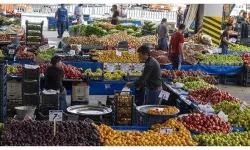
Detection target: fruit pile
<box><xmin>64</xmin><ymin>32</ymin><xmax>157</xmax><ymax>48</ymax></box>
<box><xmin>200</xmin><ymin>54</ymin><xmax>243</xmax><ymax>66</ymax></box>
<box><xmin>150</xmin><ymin>118</ymin><xmax>188</xmax><ymax>132</ymax></box>
<box><xmin>229</xmin><ymin>44</ymin><xmax>250</xmax><ymax>51</ymax></box>
<box><xmin>187</xmin><ymin>87</ymin><xmax>240</xmax><ymax>105</ymax></box>
<box><xmin>177</xmin><ymin>113</ymin><xmax>232</xmax><ymax>134</ymax></box>
<box><xmin>161</xmin><ymin>69</ymin><xmax>216</xmax><ymax>83</ymax></box>
<box><xmin>84</xmin><ymin>68</ymin><xmax>102</xmax><ymax>77</ymax></box>
<box><xmin>147</xmin><ymin>106</ymin><xmax>179</xmax><ymax>115</ymax></box>
<box><xmin>61</xmin><ymin>55</ymin><xmax>91</xmax><ymax>62</ymax></box>
<box><xmin>183</xmin><ymin>79</ymin><xmax>214</xmax><ymax>91</ymax></box>
<box><xmin>104</xmin><ymin>70</ymin><xmax>125</xmax><ymax>80</ymax></box>
<box><xmin>92</xmin><ymin>50</ymin><xmax>141</xmax><ymax>63</ymax></box>
<box><xmin>241</xmin><ymin>53</ymin><xmax>250</xmax><ymax>67</ymax></box>
<box><xmin>129</xmin><ymin>71</ymin><xmax>142</xmax><ymax>76</ymax></box>
<box><xmin>36</xmin><ymin>48</ymin><xmax>56</xmax><ymax>61</ymax></box>
<box><xmin>193</xmin><ymin>131</ymin><xmax>250</xmax><ymax>146</ymax></box>
<box><xmin>174</xmin><ymin>76</ymin><xmax>217</xmax><ymax>84</ymax></box>
<box><xmin>143</xmin><ymin>20</ymin><xmax>157</xmax><ymax>34</ymax></box>
<box><xmin>97</xmin><ymin>120</ymin><xmax>197</xmax><ymax>146</ymax></box>
<box><xmin>16</xmin><ymin>46</ymin><xmax>35</xmax><ymax>60</ymax></box>
<box><xmin>0</xmin><ymin>50</ymin><xmax>5</xmax><ymax>57</ymax></box>
<box><xmin>7</xmin><ymin>65</ymin><xmax>23</xmax><ymax>76</ymax></box>
<box><xmin>212</xmin><ymin>101</ymin><xmax>250</xmax><ymax>130</ymax></box>
<box><xmin>2</xmin><ymin>120</ymin><xmax>101</xmax><ymax>146</ymax></box>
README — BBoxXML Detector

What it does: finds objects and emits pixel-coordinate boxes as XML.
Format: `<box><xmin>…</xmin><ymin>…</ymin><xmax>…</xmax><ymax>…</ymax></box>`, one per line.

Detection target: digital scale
<box><xmin>143</xmin><ymin>42</ymin><xmax>155</xmax><ymax>51</ymax></box>
<box><xmin>117</xmin><ymin>41</ymin><xmax>128</xmax><ymax>51</ymax></box>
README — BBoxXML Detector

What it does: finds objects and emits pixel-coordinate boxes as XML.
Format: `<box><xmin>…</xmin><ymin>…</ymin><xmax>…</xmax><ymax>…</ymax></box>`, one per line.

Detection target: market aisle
<box><xmin>43</xmin><ymin>30</ymin><xmax>69</xmax><ymax>48</ymax></box>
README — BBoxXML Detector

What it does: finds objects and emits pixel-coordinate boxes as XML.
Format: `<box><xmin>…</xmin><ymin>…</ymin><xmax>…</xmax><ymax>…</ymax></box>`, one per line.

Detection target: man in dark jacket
<box><xmin>125</xmin><ymin>45</ymin><xmax>162</xmax><ymax>105</ymax></box>
<box><xmin>44</xmin><ymin>56</ymin><xmax>67</xmax><ymax>112</ymax></box>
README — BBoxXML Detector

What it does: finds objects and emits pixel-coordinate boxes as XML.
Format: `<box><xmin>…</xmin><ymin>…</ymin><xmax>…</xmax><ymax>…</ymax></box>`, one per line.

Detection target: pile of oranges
<box><xmin>147</xmin><ymin>106</ymin><xmax>179</xmax><ymax>115</ymax></box>
<box><xmin>96</xmin><ymin>118</ymin><xmax>197</xmax><ymax>146</ymax></box>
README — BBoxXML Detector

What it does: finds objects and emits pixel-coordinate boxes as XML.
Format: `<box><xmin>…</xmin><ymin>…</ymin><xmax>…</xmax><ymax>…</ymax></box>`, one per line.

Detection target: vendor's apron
<box><xmin>144</xmin><ymin>87</ymin><xmax>162</xmax><ymax>105</ymax></box>
<box><xmin>220</xmin><ymin>43</ymin><xmax>228</xmax><ymax>55</ymax></box>
<box><xmin>158</xmin><ymin>38</ymin><xmax>168</xmax><ymax>50</ymax></box>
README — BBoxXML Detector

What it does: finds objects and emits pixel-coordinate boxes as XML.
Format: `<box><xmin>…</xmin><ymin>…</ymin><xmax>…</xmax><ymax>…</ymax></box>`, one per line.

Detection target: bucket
<box><xmin>15</xmin><ymin>106</ymin><xmax>36</xmax><ymax>119</ymax></box>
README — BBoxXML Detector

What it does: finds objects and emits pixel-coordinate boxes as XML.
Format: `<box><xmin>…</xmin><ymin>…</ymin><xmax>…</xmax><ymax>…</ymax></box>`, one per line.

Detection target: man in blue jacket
<box><xmin>55</xmin><ymin>4</ymin><xmax>68</xmax><ymax>38</ymax></box>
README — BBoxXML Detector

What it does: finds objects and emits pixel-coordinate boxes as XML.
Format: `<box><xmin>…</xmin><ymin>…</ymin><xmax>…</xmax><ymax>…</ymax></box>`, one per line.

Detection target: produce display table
<box><xmin>161</xmin><ymin>64</ymin><xmax>243</xmax><ymax>75</ymax></box>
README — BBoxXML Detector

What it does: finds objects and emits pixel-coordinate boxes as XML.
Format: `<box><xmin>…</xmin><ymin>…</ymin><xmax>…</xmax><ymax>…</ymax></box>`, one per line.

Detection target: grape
<box><xmin>2</xmin><ymin>120</ymin><xmax>101</xmax><ymax>146</ymax></box>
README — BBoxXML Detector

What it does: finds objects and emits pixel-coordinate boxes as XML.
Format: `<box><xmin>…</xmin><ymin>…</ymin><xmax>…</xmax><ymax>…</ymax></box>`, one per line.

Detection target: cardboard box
<box><xmin>7</xmin><ymin>80</ymin><xmax>22</xmax><ymax>99</ymax></box>
<box><xmin>72</xmin><ymin>83</ymin><xmax>89</xmax><ymax>101</ymax></box>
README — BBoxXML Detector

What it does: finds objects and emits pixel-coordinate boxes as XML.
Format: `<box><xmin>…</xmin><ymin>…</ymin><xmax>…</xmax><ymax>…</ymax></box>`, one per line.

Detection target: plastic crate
<box><xmin>22</xmin><ymin>67</ymin><xmax>40</xmax><ymax>81</ymax></box>
<box><xmin>41</xmin><ymin>94</ymin><xmax>59</xmax><ymax>108</ymax></box>
<box><xmin>115</xmin><ymin>118</ymin><xmax>132</xmax><ymax>126</ymax></box>
<box><xmin>22</xmin><ymin>94</ymin><xmax>40</xmax><ymax>107</ymax></box>
<box><xmin>0</xmin><ymin>109</ymin><xmax>7</xmax><ymax>123</ymax></box>
<box><xmin>22</xmin><ymin>81</ymin><xmax>40</xmax><ymax>94</ymax></box>
<box><xmin>7</xmin><ymin>99</ymin><xmax>22</xmax><ymax>114</ymax></box>
<box><xmin>222</xmin><ymin>75</ymin><xmax>240</xmax><ymax>85</ymax></box>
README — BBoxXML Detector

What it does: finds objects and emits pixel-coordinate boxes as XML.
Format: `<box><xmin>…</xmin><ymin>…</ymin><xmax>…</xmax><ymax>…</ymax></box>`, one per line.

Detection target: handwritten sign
<box><xmin>49</xmin><ymin>110</ymin><xmax>63</xmax><ymax>121</ymax></box>
<box><xmin>158</xmin><ymin>90</ymin><xmax>170</xmax><ymax>101</ymax></box>
<box><xmin>240</xmin><ymin>101</ymin><xmax>248</xmax><ymax>112</ymax></box>
<box><xmin>160</xmin><ymin>128</ymin><xmax>173</xmax><ymax>133</ymax></box>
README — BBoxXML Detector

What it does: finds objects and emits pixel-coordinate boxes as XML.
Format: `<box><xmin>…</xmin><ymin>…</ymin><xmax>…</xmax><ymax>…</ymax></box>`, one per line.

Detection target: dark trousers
<box><xmin>220</xmin><ymin>43</ymin><xmax>228</xmax><ymax>55</ymax></box>
<box><xmin>57</xmin><ymin>20</ymin><xmax>66</xmax><ymax>36</ymax></box>
<box><xmin>59</xmin><ymin>87</ymin><xmax>67</xmax><ymax>112</ymax></box>
<box><xmin>171</xmin><ymin>53</ymin><xmax>181</xmax><ymax>70</ymax></box>
<box><xmin>158</xmin><ymin>38</ymin><xmax>168</xmax><ymax>50</ymax></box>
<box><xmin>144</xmin><ymin>88</ymin><xmax>161</xmax><ymax>105</ymax></box>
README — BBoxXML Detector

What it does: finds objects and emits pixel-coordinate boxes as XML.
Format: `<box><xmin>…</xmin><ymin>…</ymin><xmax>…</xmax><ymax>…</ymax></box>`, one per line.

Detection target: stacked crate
<box><xmin>22</xmin><ymin>65</ymin><xmax>40</xmax><ymax>108</ymax></box>
<box><xmin>242</xmin><ymin>66</ymin><xmax>250</xmax><ymax>87</ymax></box>
<box><xmin>114</xmin><ymin>91</ymin><xmax>133</xmax><ymax>126</ymax></box>
<box><xmin>0</xmin><ymin>60</ymin><xmax>7</xmax><ymax>122</ymax></box>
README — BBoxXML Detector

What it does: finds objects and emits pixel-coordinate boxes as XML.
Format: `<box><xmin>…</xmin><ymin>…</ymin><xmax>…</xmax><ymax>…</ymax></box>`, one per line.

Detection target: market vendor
<box><xmin>156</xmin><ymin>18</ymin><xmax>169</xmax><ymax>50</ymax></box>
<box><xmin>55</xmin><ymin>4</ymin><xmax>68</xmax><ymax>38</ymax></box>
<box><xmin>44</xmin><ymin>56</ymin><xmax>67</xmax><ymax>112</ymax></box>
<box><xmin>169</xmin><ymin>24</ymin><xmax>185</xmax><ymax>70</ymax></box>
<box><xmin>220</xmin><ymin>23</ymin><xmax>233</xmax><ymax>55</ymax></box>
<box><xmin>110</xmin><ymin>5</ymin><xmax>120</xmax><ymax>25</ymax></box>
<box><xmin>125</xmin><ymin>45</ymin><xmax>162</xmax><ymax>105</ymax></box>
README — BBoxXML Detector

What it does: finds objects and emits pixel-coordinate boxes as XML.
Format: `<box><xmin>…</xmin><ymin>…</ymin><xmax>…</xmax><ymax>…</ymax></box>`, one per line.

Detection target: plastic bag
<box><xmin>201</xmin><ymin>35</ymin><xmax>212</xmax><ymax>45</ymax></box>
<box><xmin>217</xmin><ymin>111</ymin><xmax>228</xmax><ymax>122</ymax></box>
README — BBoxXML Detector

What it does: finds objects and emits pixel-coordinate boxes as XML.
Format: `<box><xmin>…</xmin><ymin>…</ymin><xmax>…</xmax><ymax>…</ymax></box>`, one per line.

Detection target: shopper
<box><xmin>44</xmin><ymin>56</ymin><xmax>67</xmax><ymax>112</ymax></box>
<box><xmin>183</xmin><ymin>5</ymin><xmax>190</xmax><ymax>23</ymax></box>
<box><xmin>176</xmin><ymin>7</ymin><xmax>184</xmax><ymax>28</ymax></box>
<box><xmin>125</xmin><ymin>45</ymin><xmax>162</xmax><ymax>105</ymax></box>
<box><xmin>220</xmin><ymin>23</ymin><xmax>233</xmax><ymax>55</ymax></box>
<box><xmin>110</xmin><ymin>5</ymin><xmax>120</xmax><ymax>25</ymax></box>
<box><xmin>240</xmin><ymin>12</ymin><xmax>249</xmax><ymax>39</ymax></box>
<box><xmin>169</xmin><ymin>24</ymin><xmax>185</xmax><ymax>70</ymax></box>
<box><xmin>74</xmin><ymin>4</ymin><xmax>83</xmax><ymax>24</ymax></box>
<box><xmin>55</xmin><ymin>4</ymin><xmax>68</xmax><ymax>38</ymax></box>
<box><xmin>156</xmin><ymin>18</ymin><xmax>169</xmax><ymax>50</ymax></box>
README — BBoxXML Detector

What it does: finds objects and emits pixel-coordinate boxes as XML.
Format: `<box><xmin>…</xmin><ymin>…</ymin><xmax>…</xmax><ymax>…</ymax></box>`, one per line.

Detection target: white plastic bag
<box><xmin>201</xmin><ymin>35</ymin><xmax>212</xmax><ymax>45</ymax></box>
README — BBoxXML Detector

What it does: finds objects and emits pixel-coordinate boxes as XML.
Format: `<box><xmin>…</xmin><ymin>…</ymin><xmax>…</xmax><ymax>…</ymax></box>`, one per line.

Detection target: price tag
<box><xmin>8</xmin><ymin>49</ymin><xmax>15</xmax><ymax>55</ymax></box>
<box><xmin>120</xmin><ymin>63</ymin><xmax>131</xmax><ymax>72</ymax></box>
<box><xmin>240</xmin><ymin>101</ymin><xmax>248</xmax><ymax>112</ymax></box>
<box><xmin>160</xmin><ymin>127</ymin><xmax>173</xmax><ymax>133</ymax></box>
<box><xmin>158</xmin><ymin>90</ymin><xmax>170</xmax><ymax>101</ymax></box>
<box><xmin>105</xmin><ymin>84</ymin><xmax>110</xmax><ymax>89</ymax></box>
<box><xmin>104</xmin><ymin>63</ymin><xmax>117</xmax><ymax>72</ymax></box>
<box><xmin>128</xmin><ymin>48</ymin><xmax>135</xmax><ymax>54</ymax></box>
<box><xmin>49</xmin><ymin>110</ymin><xmax>63</xmax><ymax>121</ymax></box>
<box><xmin>134</xmin><ymin>63</ymin><xmax>144</xmax><ymax>72</ymax></box>
<box><xmin>116</xmin><ymin>49</ymin><xmax>122</xmax><ymax>56</ymax></box>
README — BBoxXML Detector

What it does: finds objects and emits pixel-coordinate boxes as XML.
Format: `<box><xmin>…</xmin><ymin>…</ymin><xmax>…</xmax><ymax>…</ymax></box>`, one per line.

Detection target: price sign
<box><xmin>116</xmin><ymin>49</ymin><xmax>122</xmax><ymax>56</ymax></box>
<box><xmin>128</xmin><ymin>48</ymin><xmax>135</xmax><ymax>54</ymax></box>
<box><xmin>49</xmin><ymin>110</ymin><xmax>63</xmax><ymax>121</ymax></box>
<box><xmin>160</xmin><ymin>127</ymin><xmax>173</xmax><ymax>133</ymax></box>
<box><xmin>158</xmin><ymin>90</ymin><xmax>170</xmax><ymax>101</ymax></box>
<box><xmin>8</xmin><ymin>49</ymin><xmax>15</xmax><ymax>55</ymax></box>
<box><xmin>120</xmin><ymin>63</ymin><xmax>131</xmax><ymax>72</ymax></box>
<box><xmin>240</xmin><ymin>101</ymin><xmax>248</xmax><ymax>112</ymax></box>
<box><xmin>133</xmin><ymin>63</ymin><xmax>144</xmax><ymax>72</ymax></box>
